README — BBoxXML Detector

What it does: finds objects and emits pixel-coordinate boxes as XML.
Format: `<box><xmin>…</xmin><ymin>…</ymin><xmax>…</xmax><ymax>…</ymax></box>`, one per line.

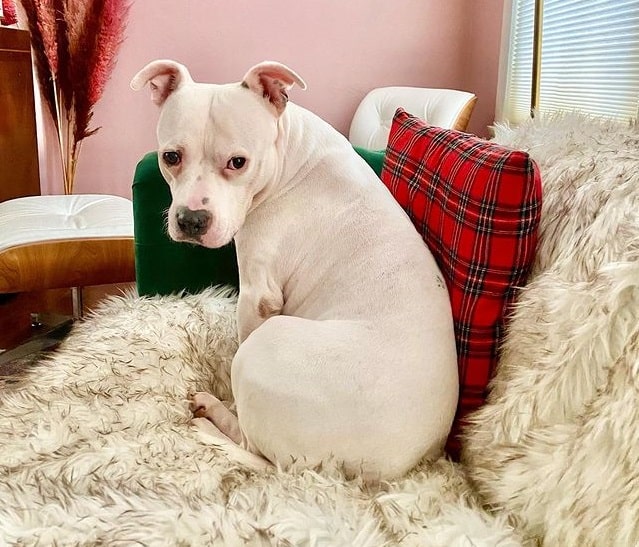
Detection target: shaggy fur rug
<box><xmin>464</xmin><ymin>113</ymin><xmax>639</xmax><ymax>546</ymax></box>
<box><xmin>0</xmin><ymin>288</ymin><xmax>519</xmax><ymax>545</ymax></box>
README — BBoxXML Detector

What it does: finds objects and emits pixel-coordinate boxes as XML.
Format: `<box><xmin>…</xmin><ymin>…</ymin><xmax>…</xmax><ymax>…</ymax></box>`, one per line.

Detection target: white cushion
<box><xmin>348</xmin><ymin>86</ymin><xmax>476</xmax><ymax>150</ymax></box>
<box><xmin>0</xmin><ymin>194</ymin><xmax>134</xmax><ymax>252</ymax></box>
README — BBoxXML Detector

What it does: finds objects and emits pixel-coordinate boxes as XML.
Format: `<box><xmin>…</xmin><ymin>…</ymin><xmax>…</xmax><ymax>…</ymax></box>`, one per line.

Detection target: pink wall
<box><xmin>35</xmin><ymin>0</ymin><xmax>504</xmax><ymax>197</ymax></box>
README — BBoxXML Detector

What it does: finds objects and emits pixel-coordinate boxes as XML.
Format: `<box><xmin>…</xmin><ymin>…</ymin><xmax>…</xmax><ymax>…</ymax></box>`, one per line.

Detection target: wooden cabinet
<box><xmin>0</xmin><ymin>27</ymin><xmax>40</xmax><ymax>201</ymax></box>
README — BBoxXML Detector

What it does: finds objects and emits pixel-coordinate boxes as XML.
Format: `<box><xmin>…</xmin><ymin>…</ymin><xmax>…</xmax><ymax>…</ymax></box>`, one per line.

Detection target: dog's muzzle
<box><xmin>175</xmin><ymin>206</ymin><xmax>212</xmax><ymax>239</ymax></box>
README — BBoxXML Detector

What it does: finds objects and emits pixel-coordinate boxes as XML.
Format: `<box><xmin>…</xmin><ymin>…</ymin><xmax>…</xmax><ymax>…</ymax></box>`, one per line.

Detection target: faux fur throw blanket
<box><xmin>1</xmin><ymin>113</ymin><xmax>637</xmax><ymax>545</ymax></box>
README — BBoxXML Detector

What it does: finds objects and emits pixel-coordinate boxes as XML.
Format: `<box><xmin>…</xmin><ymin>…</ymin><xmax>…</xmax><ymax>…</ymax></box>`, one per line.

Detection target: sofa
<box><xmin>0</xmin><ymin>111</ymin><xmax>637</xmax><ymax>545</ymax></box>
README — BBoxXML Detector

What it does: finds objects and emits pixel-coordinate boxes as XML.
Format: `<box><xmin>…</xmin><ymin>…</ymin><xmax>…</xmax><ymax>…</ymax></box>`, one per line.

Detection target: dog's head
<box><xmin>131</xmin><ymin>60</ymin><xmax>306</xmax><ymax>248</ymax></box>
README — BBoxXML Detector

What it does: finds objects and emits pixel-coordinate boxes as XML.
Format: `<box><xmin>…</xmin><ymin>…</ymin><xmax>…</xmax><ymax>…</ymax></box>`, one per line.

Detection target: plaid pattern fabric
<box><xmin>381</xmin><ymin>109</ymin><xmax>542</xmax><ymax>454</ymax></box>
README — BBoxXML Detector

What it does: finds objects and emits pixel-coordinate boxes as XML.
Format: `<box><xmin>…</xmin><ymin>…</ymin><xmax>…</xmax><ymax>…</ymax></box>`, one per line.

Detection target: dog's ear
<box><xmin>130</xmin><ymin>60</ymin><xmax>193</xmax><ymax>106</ymax></box>
<box><xmin>242</xmin><ymin>61</ymin><xmax>307</xmax><ymax>115</ymax></box>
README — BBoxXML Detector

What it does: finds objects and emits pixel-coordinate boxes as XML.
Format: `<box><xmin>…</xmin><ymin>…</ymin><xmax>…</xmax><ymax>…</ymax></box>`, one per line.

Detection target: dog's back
<box><xmin>233</xmin><ymin>103</ymin><xmax>459</xmax><ymax>478</ymax></box>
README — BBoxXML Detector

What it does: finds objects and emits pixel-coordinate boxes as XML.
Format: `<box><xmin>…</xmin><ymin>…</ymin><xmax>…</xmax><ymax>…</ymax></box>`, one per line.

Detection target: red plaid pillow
<box><xmin>381</xmin><ymin>108</ymin><xmax>542</xmax><ymax>455</ymax></box>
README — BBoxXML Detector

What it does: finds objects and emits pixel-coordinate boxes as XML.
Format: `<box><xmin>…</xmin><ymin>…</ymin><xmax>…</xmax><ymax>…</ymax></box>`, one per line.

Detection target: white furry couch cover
<box><xmin>0</xmin><ymin>113</ymin><xmax>636</xmax><ymax>545</ymax></box>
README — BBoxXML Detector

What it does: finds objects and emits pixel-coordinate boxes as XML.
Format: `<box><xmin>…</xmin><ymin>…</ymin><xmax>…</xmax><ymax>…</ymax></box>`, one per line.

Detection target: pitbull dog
<box><xmin>131</xmin><ymin>60</ymin><xmax>458</xmax><ymax>480</ymax></box>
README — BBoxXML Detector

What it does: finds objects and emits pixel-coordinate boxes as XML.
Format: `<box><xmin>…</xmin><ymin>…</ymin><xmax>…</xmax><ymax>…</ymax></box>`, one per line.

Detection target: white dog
<box><xmin>131</xmin><ymin>60</ymin><xmax>458</xmax><ymax>480</ymax></box>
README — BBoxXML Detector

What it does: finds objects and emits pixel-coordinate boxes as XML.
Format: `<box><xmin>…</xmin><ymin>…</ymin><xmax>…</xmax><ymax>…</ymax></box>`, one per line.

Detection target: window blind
<box><xmin>501</xmin><ymin>0</ymin><xmax>639</xmax><ymax>123</ymax></box>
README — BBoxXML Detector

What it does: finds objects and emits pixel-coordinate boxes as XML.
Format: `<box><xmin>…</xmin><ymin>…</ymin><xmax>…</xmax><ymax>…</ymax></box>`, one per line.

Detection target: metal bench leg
<box><xmin>71</xmin><ymin>287</ymin><xmax>83</xmax><ymax>319</ymax></box>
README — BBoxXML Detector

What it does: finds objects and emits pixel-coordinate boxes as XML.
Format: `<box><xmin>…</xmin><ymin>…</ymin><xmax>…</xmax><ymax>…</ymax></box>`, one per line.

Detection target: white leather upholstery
<box><xmin>0</xmin><ymin>194</ymin><xmax>133</xmax><ymax>252</ymax></box>
<box><xmin>348</xmin><ymin>86</ymin><xmax>477</xmax><ymax>150</ymax></box>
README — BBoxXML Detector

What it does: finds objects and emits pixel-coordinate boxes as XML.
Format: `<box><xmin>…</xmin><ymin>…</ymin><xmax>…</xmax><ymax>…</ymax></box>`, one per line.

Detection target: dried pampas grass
<box><xmin>19</xmin><ymin>0</ymin><xmax>130</xmax><ymax>194</ymax></box>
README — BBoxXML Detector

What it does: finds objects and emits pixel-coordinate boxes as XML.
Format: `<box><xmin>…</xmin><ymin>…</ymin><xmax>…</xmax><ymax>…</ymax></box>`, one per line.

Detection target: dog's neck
<box><xmin>247</xmin><ymin>103</ymin><xmax>335</xmax><ymax>214</ymax></box>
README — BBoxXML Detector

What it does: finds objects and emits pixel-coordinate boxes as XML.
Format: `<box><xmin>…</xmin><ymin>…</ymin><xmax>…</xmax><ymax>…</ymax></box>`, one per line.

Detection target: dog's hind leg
<box><xmin>189</xmin><ymin>391</ymin><xmax>242</xmax><ymax>444</ymax></box>
<box><xmin>190</xmin><ymin>417</ymin><xmax>273</xmax><ymax>472</ymax></box>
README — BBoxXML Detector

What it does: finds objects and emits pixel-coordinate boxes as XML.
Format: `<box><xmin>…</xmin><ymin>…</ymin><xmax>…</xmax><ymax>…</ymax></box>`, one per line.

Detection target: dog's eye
<box><xmin>227</xmin><ymin>156</ymin><xmax>246</xmax><ymax>170</ymax></box>
<box><xmin>162</xmin><ymin>151</ymin><xmax>181</xmax><ymax>166</ymax></box>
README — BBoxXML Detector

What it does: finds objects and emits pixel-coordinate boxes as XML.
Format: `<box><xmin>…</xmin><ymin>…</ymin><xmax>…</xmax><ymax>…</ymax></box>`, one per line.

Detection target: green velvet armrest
<box><xmin>132</xmin><ymin>152</ymin><xmax>239</xmax><ymax>296</ymax></box>
<box><xmin>353</xmin><ymin>146</ymin><xmax>386</xmax><ymax>177</ymax></box>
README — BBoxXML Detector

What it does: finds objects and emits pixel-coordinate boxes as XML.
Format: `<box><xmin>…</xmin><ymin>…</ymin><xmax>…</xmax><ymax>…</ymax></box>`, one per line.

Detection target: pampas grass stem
<box><xmin>51</xmin><ymin>78</ymin><xmax>67</xmax><ymax>192</ymax></box>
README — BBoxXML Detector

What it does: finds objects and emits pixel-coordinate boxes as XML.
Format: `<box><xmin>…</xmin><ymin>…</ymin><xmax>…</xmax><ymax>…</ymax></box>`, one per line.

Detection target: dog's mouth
<box><xmin>170</xmin><ymin>222</ymin><xmax>237</xmax><ymax>249</ymax></box>
<box><xmin>172</xmin><ymin>232</ymin><xmax>204</xmax><ymax>246</ymax></box>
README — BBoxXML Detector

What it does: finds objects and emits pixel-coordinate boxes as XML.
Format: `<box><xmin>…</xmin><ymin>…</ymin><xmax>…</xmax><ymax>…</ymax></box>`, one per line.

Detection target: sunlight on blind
<box><xmin>502</xmin><ymin>0</ymin><xmax>639</xmax><ymax>123</ymax></box>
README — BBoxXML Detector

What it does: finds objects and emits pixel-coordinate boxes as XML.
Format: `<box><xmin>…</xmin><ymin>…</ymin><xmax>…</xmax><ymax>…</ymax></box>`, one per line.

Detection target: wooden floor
<box><xmin>0</xmin><ymin>283</ymin><xmax>135</xmax><ymax>352</ymax></box>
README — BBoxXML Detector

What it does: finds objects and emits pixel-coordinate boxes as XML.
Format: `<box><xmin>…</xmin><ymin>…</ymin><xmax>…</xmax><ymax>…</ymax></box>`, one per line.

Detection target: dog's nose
<box><xmin>175</xmin><ymin>206</ymin><xmax>212</xmax><ymax>238</ymax></box>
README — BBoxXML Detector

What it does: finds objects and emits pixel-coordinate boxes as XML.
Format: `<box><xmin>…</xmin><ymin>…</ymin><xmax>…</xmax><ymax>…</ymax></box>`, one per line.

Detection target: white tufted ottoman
<box><xmin>0</xmin><ymin>194</ymin><xmax>135</xmax><ymax>318</ymax></box>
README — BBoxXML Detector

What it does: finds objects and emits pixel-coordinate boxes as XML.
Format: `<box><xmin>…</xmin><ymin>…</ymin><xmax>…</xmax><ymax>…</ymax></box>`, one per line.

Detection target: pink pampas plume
<box><xmin>35</xmin><ymin>0</ymin><xmax>57</xmax><ymax>74</ymax></box>
<box><xmin>18</xmin><ymin>0</ymin><xmax>57</xmax><ymax>123</ymax></box>
<box><xmin>64</xmin><ymin>0</ymin><xmax>130</xmax><ymax>146</ymax></box>
<box><xmin>88</xmin><ymin>0</ymin><xmax>130</xmax><ymax>105</ymax></box>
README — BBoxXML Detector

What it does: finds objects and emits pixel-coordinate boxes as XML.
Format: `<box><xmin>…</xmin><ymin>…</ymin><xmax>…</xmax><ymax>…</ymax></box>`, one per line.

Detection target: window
<box><xmin>498</xmin><ymin>0</ymin><xmax>639</xmax><ymax>123</ymax></box>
